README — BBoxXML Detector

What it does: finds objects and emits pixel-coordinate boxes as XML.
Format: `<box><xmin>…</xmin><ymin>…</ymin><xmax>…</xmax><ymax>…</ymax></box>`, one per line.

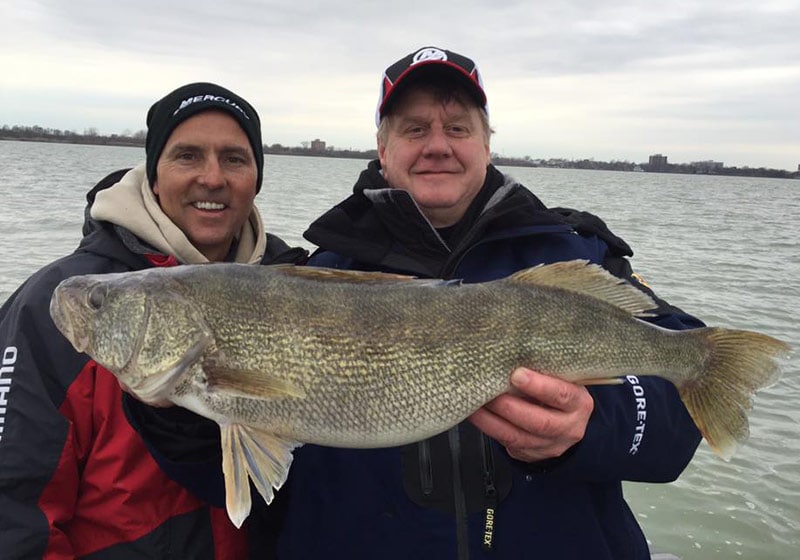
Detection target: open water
<box><xmin>1</xmin><ymin>140</ymin><xmax>798</xmax><ymax>559</ymax></box>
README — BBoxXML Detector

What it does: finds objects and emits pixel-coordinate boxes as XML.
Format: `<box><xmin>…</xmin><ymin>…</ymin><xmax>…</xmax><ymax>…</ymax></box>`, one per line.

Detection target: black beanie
<box><xmin>145</xmin><ymin>82</ymin><xmax>264</xmax><ymax>192</ymax></box>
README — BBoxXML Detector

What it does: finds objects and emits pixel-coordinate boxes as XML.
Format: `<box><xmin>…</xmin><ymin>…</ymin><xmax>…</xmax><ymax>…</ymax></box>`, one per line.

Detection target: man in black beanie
<box><xmin>0</xmin><ymin>81</ymin><xmax>306</xmax><ymax>559</ymax></box>
<box><xmin>145</xmin><ymin>82</ymin><xmax>265</xmax><ymax>193</ymax></box>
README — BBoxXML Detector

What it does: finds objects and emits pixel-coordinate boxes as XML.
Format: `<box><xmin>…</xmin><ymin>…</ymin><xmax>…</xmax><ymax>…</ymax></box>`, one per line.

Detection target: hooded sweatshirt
<box><xmin>0</xmin><ymin>165</ymin><xmax>305</xmax><ymax>560</ymax></box>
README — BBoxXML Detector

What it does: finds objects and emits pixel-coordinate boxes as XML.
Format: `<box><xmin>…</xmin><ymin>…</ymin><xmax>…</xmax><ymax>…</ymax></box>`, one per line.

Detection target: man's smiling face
<box><xmin>378</xmin><ymin>88</ymin><xmax>490</xmax><ymax>228</ymax></box>
<box><xmin>153</xmin><ymin>110</ymin><xmax>257</xmax><ymax>261</ymax></box>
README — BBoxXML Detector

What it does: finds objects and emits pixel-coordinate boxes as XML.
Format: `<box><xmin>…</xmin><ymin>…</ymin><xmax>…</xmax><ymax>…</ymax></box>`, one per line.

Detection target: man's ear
<box><xmin>377</xmin><ymin>139</ymin><xmax>387</xmax><ymax>168</ymax></box>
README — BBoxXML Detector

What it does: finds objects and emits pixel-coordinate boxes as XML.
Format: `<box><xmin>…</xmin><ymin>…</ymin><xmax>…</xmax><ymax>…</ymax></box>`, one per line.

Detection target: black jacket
<box><xmin>275</xmin><ymin>161</ymin><xmax>703</xmax><ymax>559</ymax></box>
<box><xmin>0</xmin><ymin>168</ymin><xmax>306</xmax><ymax>559</ymax></box>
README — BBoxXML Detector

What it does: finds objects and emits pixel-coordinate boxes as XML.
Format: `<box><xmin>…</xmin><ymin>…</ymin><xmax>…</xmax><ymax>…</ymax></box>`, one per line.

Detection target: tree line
<box><xmin>2</xmin><ymin>124</ymin><xmax>797</xmax><ymax>179</ymax></box>
<box><xmin>1</xmin><ymin>124</ymin><xmax>144</xmax><ymax>146</ymax></box>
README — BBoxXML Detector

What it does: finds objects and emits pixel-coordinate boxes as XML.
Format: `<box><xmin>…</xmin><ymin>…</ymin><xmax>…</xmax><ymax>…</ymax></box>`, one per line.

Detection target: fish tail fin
<box><xmin>220</xmin><ymin>423</ymin><xmax>302</xmax><ymax>527</ymax></box>
<box><xmin>677</xmin><ymin>328</ymin><xmax>790</xmax><ymax>460</ymax></box>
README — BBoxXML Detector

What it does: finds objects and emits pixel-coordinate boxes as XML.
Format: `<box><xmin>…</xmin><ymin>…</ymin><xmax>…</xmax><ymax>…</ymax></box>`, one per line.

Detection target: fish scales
<box><xmin>171</xmin><ymin>265</ymin><xmax>668</xmax><ymax>445</ymax></box>
<box><xmin>181</xmin><ymin>268</ymin><xmax>523</xmax><ymax>445</ymax></box>
<box><xmin>49</xmin><ymin>260</ymin><xmax>790</xmax><ymax>527</ymax></box>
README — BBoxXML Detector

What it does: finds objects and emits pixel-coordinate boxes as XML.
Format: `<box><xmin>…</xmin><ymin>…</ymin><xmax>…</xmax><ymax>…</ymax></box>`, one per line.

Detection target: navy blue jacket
<box><xmin>131</xmin><ymin>161</ymin><xmax>703</xmax><ymax>559</ymax></box>
<box><xmin>273</xmin><ymin>161</ymin><xmax>703</xmax><ymax>559</ymax></box>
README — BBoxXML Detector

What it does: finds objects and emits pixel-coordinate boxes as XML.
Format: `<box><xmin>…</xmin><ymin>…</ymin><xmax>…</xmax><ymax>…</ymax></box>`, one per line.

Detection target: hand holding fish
<box><xmin>470</xmin><ymin>367</ymin><xmax>594</xmax><ymax>462</ymax></box>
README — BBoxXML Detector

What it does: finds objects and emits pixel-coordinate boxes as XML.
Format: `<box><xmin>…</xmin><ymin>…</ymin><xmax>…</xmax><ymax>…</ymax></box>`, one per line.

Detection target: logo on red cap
<box><xmin>411</xmin><ymin>47</ymin><xmax>449</xmax><ymax>65</ymax></box>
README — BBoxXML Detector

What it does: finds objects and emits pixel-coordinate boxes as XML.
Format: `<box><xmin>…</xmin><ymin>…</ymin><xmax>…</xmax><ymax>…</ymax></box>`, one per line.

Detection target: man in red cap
<box><xmin>290</xmin><ymin>46</ymin><xmax>702</xmax><ymax>560</ymax></box>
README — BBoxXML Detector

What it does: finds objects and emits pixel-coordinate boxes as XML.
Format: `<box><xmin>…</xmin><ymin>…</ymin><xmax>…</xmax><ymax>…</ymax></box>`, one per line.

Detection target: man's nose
<box><xmin>422</xmin><ymin>127</ymin><xmax>453</xmax><ymax>156</ymax></box>
<box><xmin>199</xmin><ymin>159</ymin><xmax>225</xmax><ymax>187</ymax></box>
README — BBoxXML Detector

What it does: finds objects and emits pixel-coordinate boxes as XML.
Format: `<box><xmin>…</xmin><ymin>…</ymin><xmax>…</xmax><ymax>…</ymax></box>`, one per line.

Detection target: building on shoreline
<box><xmin>648</xmin><ymin>154</ymin><xmax>668</xmax><ymax>172</ymax></box>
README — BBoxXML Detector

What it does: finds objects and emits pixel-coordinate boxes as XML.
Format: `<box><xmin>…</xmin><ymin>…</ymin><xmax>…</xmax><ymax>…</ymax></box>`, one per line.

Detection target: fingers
<box><xmin>469</xmin><ymin>368</ymin><xmax>594</xmax><ymax>463</ymax></box>
<box><xmin>509</xmin><ymin>368</ymin><xmax>587</xmax><ymax>412</ymax></box>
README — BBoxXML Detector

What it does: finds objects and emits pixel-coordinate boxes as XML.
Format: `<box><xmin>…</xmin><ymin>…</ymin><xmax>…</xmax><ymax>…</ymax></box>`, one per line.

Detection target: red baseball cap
<box><xmin>375</xmin><ymin>46</ymin><xmax>488</xmax><ymax>126</ymax></box>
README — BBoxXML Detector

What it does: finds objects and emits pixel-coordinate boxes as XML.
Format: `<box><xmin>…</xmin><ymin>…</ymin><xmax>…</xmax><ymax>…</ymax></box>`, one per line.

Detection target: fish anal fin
<box><xmin>204</xmin><ymin>360</ymin><xmax>306</xmax><ymax>399</ymax></box>
<box><xmin>220</xmin><ymin>423</ymin><xmax>302</xmax><ymax>527</ymax></box>
<box><xmin>508</xmin><ymin>260</ymin><xmax>657</xmax><ymax>316</ymax></box>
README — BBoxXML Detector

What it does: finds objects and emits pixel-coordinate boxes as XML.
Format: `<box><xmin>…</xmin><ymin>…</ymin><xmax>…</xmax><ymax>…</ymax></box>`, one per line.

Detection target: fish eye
<box><xmin>88</xmin><ymin>285</ymin><xmax>107</xmax><ymax>310</ymax></box>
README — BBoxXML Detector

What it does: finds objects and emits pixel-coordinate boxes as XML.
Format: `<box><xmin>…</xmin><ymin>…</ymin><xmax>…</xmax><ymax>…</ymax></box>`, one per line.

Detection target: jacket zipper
<box><xmin>448</xmin><ymin>426</ymin><xmax>470</xmax><ymax>560</ymax></box>
<box><xmin>419</xmin><ymin>439</ymin><xmax>434</xmax><ymax>496</ymax></box>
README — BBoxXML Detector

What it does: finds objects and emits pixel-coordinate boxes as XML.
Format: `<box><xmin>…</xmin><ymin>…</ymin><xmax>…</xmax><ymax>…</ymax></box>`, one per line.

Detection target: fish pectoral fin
<box><xmin>220</xmin><ymin>423</ymin><xmax>302</xmax><ymax>528</ymax></box>
<box><xmin>204</xmin><ymin>362</ymin><xmax>306</xmax><ymax>399</ymax></box>
<box><xmin>507</xmin><ymin>260</ymin><xmax>657</xmax><ymax>316</ymax></box>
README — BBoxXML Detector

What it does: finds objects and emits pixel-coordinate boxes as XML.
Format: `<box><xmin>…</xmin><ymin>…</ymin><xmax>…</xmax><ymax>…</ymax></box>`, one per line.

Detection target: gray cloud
<box><xmin>2</xmin><ymin>0</ymin><xmax>798</xmax><ymax>169</ymax></box>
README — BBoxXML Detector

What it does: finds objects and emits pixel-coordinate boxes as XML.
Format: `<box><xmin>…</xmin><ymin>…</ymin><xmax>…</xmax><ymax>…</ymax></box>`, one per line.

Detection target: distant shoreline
<box><xmin>2</xmin><ymin>135</ymin><xmax>798</xmax><ymax>180</ymax></box>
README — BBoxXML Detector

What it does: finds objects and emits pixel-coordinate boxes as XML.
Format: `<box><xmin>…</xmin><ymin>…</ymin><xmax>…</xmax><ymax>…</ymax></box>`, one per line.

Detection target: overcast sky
<box><xmin>2</xmin><ymin>0</ymin><xmax>798</xmax><ymax>170</ymax></box>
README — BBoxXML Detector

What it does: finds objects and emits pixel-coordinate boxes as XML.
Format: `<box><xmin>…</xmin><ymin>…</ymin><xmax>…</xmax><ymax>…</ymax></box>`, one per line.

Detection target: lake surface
<box><xmin>1</xmin><ymin>140</ymin><xmax>798</xmax><ymax>558</ymax></box>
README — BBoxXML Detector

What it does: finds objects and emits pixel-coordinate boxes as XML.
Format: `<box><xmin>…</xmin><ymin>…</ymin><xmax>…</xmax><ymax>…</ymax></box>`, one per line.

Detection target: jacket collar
<box><xmin>303</xmin><ymin>160</ymin><xmax>566</xmax><ymax>276</ymax></box>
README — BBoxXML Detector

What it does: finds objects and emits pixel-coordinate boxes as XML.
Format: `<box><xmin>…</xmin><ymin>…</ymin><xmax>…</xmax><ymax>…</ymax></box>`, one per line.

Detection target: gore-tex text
<box><xmin>627</xmin><ymin>375</ymin><xmax>647</xmax><ymax>454</ymax></box>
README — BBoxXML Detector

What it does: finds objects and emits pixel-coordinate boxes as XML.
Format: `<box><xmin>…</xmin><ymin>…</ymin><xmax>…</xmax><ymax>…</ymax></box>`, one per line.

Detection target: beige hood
<box><xmin>91</xmin><ymin>165</ymin><xmax>266</xmax><ymax>264</ymax></box>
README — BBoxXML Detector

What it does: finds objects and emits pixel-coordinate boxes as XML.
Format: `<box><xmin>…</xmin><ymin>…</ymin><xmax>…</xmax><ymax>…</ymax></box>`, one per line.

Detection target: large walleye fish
<box><xmin>49</xmin><ymin>260</ymin><xmax>789</xmax><ymax>526</ymax></box>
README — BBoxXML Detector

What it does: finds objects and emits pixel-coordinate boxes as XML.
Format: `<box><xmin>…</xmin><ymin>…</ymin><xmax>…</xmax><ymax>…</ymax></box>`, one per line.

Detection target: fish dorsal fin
<box><xmin>508</xmin><ymin>259</ymin><xmax>657</xmax><ymax>316</ymax></box>
<box><xmin>272</xmin><ymin>265</ymin><xmax>449</xmax><ymax>287</ymax></box>
<box><xmin>204</xmin><ymin>358</ymin><xmax>307</xmax><ymax>399</ymax></box>
<box><xmin>220</xmin><ymin>423</ymin><xmax>301</xmax><ymax>527</ymax></box>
